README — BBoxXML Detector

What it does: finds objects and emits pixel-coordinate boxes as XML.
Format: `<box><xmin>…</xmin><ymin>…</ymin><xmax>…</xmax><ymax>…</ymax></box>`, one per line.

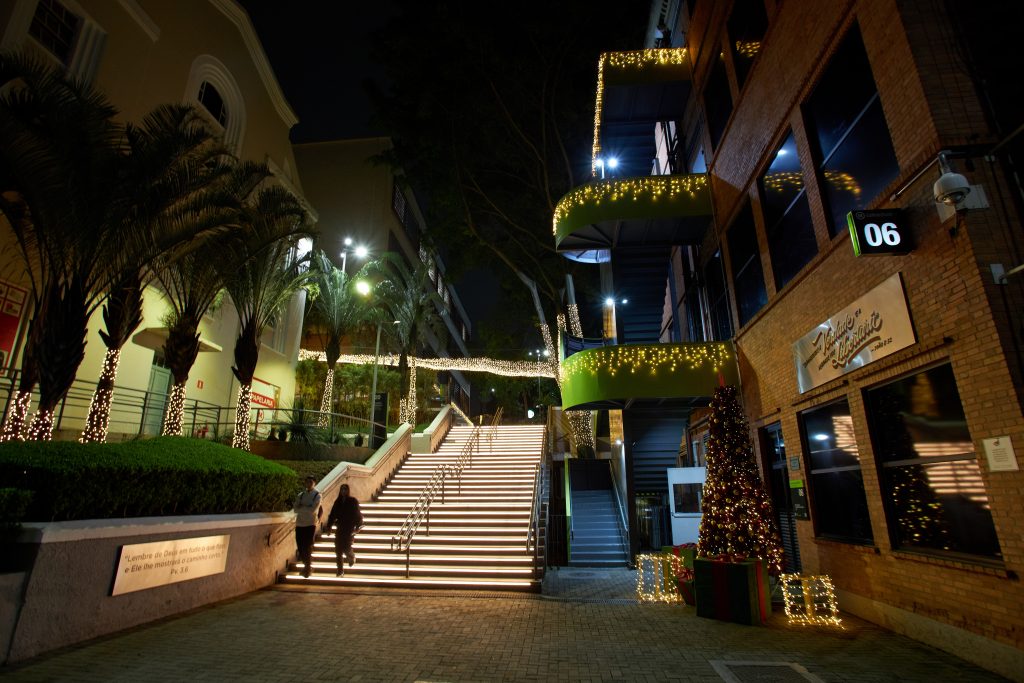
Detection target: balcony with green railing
<box><xmin>558</xmin><ymin>341</ymin><xmax>738</xmax><ymax>411</ymax></box>
<box><xmin>552</xmin><ymin>174</ymin><xmax>711</xmax><ymax>254</ymax></box>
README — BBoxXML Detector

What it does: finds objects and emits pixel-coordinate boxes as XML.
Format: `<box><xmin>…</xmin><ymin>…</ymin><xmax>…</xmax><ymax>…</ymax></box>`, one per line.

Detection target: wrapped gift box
<box><xmin>693</xmin><ymin>557</ymin><xmax>771</xmax><ymax>625</ymax></box>
<box><xmin>679</xmin><ymin>578</ymin><xmax>696</xmax><ymax>606</ymax></box>
<box><xmin>661</xmin><ymin>544</ymin><xmax>697</xmax><ymax>569</ymax></box>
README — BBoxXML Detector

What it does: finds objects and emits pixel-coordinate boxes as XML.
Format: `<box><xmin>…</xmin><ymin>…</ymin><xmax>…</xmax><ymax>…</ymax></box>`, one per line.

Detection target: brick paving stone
<box><xmin>0</xmin><ymin>569</ymin><xmax>1010</xmax><ymax>682</ymax></box>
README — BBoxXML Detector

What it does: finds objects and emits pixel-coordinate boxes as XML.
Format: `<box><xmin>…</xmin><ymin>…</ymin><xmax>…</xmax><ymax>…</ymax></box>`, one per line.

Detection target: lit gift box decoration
<box><xmin>635</xmin><ymin>553</ymin><xmax>683</xmax><ymax>604</ymax></box>
<box><xmin>778</xmin><ymin>574</ymin><xmax>843</xmax><ymax>627</ymax></box>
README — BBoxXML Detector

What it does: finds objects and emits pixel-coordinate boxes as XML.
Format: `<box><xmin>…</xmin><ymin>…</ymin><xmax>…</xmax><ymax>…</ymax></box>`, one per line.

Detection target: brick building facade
<box><xmin>679</xmin><ymin>0</ymin><xmax>1023</xmax><ymax>675</ymax></box>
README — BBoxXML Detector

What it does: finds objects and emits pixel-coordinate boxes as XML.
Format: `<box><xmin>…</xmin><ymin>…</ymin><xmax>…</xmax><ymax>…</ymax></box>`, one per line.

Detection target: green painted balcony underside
<box><xmin>559</xmin><ymin>342</ymin><xmax>738</xmax><ymax>410</ymax></box>
<box><xmin>553</xmin><ymin>175</ymin><xmax>711</xmax><ymax>250</ymax></box>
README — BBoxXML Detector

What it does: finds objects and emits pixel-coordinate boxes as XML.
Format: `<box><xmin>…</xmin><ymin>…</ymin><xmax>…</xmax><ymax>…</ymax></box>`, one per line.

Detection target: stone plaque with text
<box><xmin>112</xmin><ymin>535</ymin><xmax>230</xmax><ymax>596</ymax></box>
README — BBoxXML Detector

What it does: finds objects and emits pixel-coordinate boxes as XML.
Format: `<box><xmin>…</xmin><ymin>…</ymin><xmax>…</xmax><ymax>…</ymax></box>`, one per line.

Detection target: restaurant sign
<box><xmin>793</xmin><ymin>273</ymin><xmax>915</xmax><ymax>393</ymax></box>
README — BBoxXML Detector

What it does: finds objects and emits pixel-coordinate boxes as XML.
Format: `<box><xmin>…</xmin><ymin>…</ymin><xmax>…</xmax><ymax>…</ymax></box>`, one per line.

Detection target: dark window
<box><xmin>800</xmin><ymin>399</ymin><xmax>873</xmax><ymax>543</ymax></box>
<box><xmin>865</xmin><ymin>364</ymin><xmax>1002</xmax><ymax>561</ymax></box>
<box><xmin>761</xmin><ymin>422</ymin><xmax>801</xmax><ymax>573</ymax></box>
<box><xmin>29</xmin><ymin>0</ymin><xmax>80</xmax><ymax>65</ymax></box>
<box><xmin>759</xmin><ymin>131</ymin><xmax>817</xmax><ymax>289</ymax></box>
<box><xmin>727</xmin><ymin>0</ymin><xmax>769</xmax><ymax>89</ymax></box>
<box><xmin>197</xmin><ymin>81</ymin><xmax>228</xmax><ymax>126</ymax></box>
<box><xmin>392</xmin><ymin>183</ymin><xmax>407</xmax><ymax>222</ymax></box>
<box><xmin>702</xmin><ymin>250</ymin><xmax>732</xmax><ymax>340</ymax></box>
<box><xmin>672</xmin><ymin>483</ymin><xmax>702</xmax><ymax>514</ymax></box>
<box><xmin>805</xmin><ymin>24</ymin><xmax>899</xmax><ymax>237</ymax></box>
<box><xmin>703</xmin><ymin>56</ymin><xmax>733</xmax><ymax>151</ymax></box>
<box><xmin>726</xmin><ymin>202</ymin><xmax>766</xmax><ymax>327</ymax></box>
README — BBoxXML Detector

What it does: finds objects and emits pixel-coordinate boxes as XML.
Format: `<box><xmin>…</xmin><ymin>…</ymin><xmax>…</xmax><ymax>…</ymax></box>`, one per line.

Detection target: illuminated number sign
<box><xmin>847</xmin><ymin>209</ymin><xmax>912</xmax><ymax>256</ymax></box>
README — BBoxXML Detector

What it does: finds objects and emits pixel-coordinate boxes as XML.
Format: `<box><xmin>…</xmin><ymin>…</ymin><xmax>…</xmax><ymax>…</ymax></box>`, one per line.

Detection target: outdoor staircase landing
<box><xmin>570</xmin><ymin>489</ymin><xmax>629</xmax><ymax>568</ymax></box>
<box><xmin>280</xmin><ymin>424</ymin><xmax>545</xmax><ymax>591</ymax></box>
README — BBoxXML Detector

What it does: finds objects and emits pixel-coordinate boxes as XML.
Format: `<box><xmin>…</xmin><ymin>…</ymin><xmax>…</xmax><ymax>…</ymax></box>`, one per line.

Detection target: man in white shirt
<box><xmin>293</xmin><ymin>476</ymin><xmax>322</xmax><ymax>578</ymax></box>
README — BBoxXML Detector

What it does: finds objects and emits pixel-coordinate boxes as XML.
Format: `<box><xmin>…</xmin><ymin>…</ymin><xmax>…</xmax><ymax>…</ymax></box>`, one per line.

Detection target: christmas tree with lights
<box><xmin>697</xmin><ymin>385</ymin><xmax>784</xmax><ymax>575</ymax></box>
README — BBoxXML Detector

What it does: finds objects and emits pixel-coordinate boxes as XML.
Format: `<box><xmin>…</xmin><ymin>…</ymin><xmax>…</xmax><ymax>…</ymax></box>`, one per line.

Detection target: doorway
<box><xmin>761</xmin><ymin>422</ymin><xmax>801</xmax><ymax>573</ymax></box>
<box><xmin>141</xmin><ymin>356</ymin><xmax>171</xmax><ymax>436</ymax></box>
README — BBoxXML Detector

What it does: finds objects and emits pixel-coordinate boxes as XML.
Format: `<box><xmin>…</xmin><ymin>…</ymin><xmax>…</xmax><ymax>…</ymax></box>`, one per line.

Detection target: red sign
<box><xmin>196</xmin><ymin>379</ymin><xmax>204</xmax><ymax>389</ymax></box>
<box><xmin>0</xmin><ymin>280</ymin><xmax>28</xmax><ymax>371</ymax></box>
<box><xmin>251</xmin><ymin>392</ymin><xmax>276</xmax><ymax>409</ymax></box>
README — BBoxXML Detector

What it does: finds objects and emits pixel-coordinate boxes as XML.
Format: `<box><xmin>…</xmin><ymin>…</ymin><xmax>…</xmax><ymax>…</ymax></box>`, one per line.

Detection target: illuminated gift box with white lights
<box><xmin>778</xmin><ymin>574</ymin><xmax>842</xmax><ymax>627</ymax></box>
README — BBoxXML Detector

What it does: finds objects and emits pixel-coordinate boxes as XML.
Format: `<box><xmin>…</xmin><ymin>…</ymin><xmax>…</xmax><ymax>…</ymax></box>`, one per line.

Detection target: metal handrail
<box><xmin>446</xmin><ymin>426</ymin><xmax>480</xmax><ymax>497</ymax></box>
<box><xmin>526</xmin><ymin>459</ymin><xmax>548</xmax><ymax>575</ymax></box>
<box><xmin>609</xmin><ymin>464</ymin><xmax>631</xmax><ymax>556</ymax></box>
<box><xmin>391</xmin><ymin>422</ymin><xmax>482</xmax><ymax>578</ymax></box>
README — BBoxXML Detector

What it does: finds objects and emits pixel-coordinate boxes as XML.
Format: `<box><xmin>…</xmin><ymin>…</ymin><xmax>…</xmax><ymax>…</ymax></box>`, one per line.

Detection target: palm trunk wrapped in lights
<box><xmin>27</xmin><ymin>409</ymin><xmax>54</xmax><ymax>441</ymax></box>
<box><xmin>317</xmin><ymin>368</ymin><xmax>335</xmax><ymax>428</ymax></box>
<box><xmin>79</xmin><ymin>348</ymin><xmax>121</xmax><ymax>443</ymax></box>
<box><xmin>232</xmin><ymin>383</ymin><xmax>253</xmax><ymax>450</ymax></box>
<box><xmin>162</xmin><ymin>383</ymin><xmax>188</xmax><ymax>436</ymax></box>
<box><xmin>0</xmin><ymin>391</ymin><xmax>33</xmax><ymax>442</ymax></box>
<box><xmin>398</xmin><ymin>355</ymin><xmax>417</xmax><ymax>425</ymax></box>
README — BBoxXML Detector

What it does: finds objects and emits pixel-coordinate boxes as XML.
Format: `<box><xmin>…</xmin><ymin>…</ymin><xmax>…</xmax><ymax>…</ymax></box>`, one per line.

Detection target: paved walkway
<box><xmin>0</xmin><ymin>568</ymin><xmax>1009</xmax><ymax>682</ymax></box>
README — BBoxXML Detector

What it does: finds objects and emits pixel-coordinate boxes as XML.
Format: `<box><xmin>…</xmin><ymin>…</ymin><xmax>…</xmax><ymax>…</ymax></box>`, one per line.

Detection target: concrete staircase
<box><xmin>281</xmin><ymin>424</ymin><xmax>545</xmax><ymax>591</ymax></box>
<box><xmin>569</xmin><ymin>489</ymin><xmax>629</xmax><ymax>567</ymax></box>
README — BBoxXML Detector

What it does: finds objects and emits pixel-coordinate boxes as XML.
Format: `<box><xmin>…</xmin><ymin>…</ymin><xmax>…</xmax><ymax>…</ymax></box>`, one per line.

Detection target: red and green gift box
<box><xmin>661</xmin><ymin>544</ymin><xmax>697</xmax><ymax>569</ymax></box>
<box><xmin>693</xmin><ymin>556</ymin><xmax>771</xmax><ymax>625</ymax></box>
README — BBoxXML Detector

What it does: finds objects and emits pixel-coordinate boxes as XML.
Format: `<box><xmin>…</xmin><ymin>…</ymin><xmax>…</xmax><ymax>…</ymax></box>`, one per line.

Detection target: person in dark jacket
<box><xmin>327</xmin><ymin>483</ymin><xmax>363</xmax><ymax>576</ymax></box>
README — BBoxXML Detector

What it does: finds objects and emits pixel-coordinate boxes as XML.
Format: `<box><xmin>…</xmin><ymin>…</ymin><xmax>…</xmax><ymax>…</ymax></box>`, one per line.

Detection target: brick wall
<box><xmin>686</xmin><ymin>0</ymin><xmax>1024</xmax><ymax>652</ymax></box>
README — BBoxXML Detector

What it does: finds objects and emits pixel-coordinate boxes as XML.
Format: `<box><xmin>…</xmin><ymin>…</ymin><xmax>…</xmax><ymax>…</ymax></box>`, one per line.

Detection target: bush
<box><xmin>0</xmin><ymin>487</ymin><xmax>33</xmax><ymax>529</ymax></box>
<box><xmin>0</xmin><ymin>437</ymin><xmax>297</xmax><ymax>522</ymax></box>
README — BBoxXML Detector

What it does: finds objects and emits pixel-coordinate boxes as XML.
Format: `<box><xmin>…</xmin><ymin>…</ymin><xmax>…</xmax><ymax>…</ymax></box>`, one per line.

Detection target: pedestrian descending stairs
<box><xmin>281</xmin><ymin>424</ymin><xmax>545</xmax><ymax>591</ymax></box>
<box><xmin>570</xmin><ymin>489</ymin><xmax>630</xmax><ymax>568</ymax></box>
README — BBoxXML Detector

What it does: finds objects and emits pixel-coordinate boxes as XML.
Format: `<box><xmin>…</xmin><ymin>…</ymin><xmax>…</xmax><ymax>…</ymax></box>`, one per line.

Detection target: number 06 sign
<box><xmin>847</xmin><ymin>209</ymin><xmax>912</xmax><ymax>257</ymax></box>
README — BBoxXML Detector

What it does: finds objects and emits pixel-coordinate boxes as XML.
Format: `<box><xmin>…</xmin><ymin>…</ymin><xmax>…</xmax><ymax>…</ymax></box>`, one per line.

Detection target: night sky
<box><xmin>237</xmin><ymin>1</ymin><xmax>396</xmax><ymax>143</ymax></box>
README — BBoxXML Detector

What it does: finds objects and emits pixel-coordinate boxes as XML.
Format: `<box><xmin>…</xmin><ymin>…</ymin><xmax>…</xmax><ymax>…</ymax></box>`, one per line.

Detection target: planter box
<box><xmin>694</xmin><ymin>557</ymin><xmax>771</xmax><ymax>625</ymax></box>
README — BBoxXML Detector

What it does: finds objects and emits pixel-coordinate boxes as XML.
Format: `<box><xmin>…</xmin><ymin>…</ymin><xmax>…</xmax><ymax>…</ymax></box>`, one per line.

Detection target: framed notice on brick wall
<box><xmin>793</xmin><ymin>273</ymin><xmax>916</xmax><ymax>393</ymax></box>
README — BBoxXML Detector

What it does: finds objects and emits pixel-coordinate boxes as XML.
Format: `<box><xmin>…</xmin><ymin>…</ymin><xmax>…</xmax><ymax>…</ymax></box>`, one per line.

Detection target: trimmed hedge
<box><xmin>0</xmin><ymin>487</ymin><xmax>33</xmax><ymax>528</ymax></box>
<box><xmin>0</xmin><ymin>437</ymin><xmax>298</xmax><ymax>522</ymax></box>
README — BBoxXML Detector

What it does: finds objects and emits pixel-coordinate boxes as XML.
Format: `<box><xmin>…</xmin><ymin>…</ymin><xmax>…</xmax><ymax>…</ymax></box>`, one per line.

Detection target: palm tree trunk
<box><xmin>28</xmin><ymin>278</ymin><xmax>89</xmax><ymax>441</ymax></box>
<box><xmin>79</xmin><ymin>348</ymin><xmax>121</xmax><ymax>443</ymax></box>
<box><xmin>162</xmin><ymin>382</ymin><xmax>188</xmax><ymax>436</ymax></box>
<box><xmin>399</xmin><ymin>355</ymin><xmax>417</xmax><ymax>425</ymax></box>
<box><xmin>0</xmin><ymin>390</ymin><xmax>33</xmax><ymax>442</ymax></box>
<box><xmin>317</xmin><ymin>368</ymin><xmax>334</xmax><ymax>428</ymax></box>
<box><xmin>231</xmin><ymin>321</ymin><xmax>260</xmax><ymax>450</ymax></box>
<box><xmin>232</xmin><ymin>383</ymin><xmax>253</xmax><ymax>450</ymax></box>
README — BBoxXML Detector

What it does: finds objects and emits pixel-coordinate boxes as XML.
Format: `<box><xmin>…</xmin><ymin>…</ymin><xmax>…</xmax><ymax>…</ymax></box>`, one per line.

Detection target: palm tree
<box><xmin>79</xmin><ymin>105</ymin><xmax>238</xmax><ymax>443</ymax></box>
<box><xmin>365</xmin><ymin>252</ymin><xmax>448</xmax><ymax>425</ymax></box>
<box><xmin>0</xmin><ymin>51</ymin><xmax>123</xmax><ymax>440</ymax></box>
<box><xmin>216</xmin><ymin>185</ymin><xmax>312</xmax><ymax>450</ymax></box>
<box><xmin>304</xmin><ymin>249</ymin><xmax>371</xmax><ymax>426</ymax></box>
<box><xmin>152</xmin><ymin>162</ymin><xmax>270</xmax><ymax>437</ymax></box>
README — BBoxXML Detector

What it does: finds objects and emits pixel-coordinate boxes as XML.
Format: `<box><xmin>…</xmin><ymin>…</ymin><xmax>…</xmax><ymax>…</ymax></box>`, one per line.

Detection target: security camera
<box><xmin>934</xmin><ymin>171</ymin><xmax>971</xmax><ymax>206</ymax></box>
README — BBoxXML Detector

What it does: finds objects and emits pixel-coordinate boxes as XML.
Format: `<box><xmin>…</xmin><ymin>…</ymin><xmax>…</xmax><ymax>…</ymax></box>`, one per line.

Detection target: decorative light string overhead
<box><xmin>298</xmin><ymin>349</ymin><xmax>557</xmax><ymax>379</ymax></box>
<box><xmin>553</xmin><ymin>175</ymin><xmax>707</xmax><ymax>236</ymax></box>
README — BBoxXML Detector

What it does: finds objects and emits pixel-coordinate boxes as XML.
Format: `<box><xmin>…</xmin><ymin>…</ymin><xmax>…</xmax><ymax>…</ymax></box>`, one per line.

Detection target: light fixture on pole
<box><xmin>368</xmin><ymin>319</ymin><xmax>401</xmax><ymax>447</ymax></box>
<box><xmin>341</xmin><ymin>238</ymin><xmax>369</xmax><ymax>276</ymax></box>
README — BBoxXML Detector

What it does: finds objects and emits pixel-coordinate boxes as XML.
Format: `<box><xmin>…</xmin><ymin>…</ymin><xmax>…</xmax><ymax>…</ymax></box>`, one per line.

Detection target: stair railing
<box><xmin>391</xmin><ymin>423</ymin><xmax>483</xmax><ymax>578</ymax></box>
<box><xmin>609</xmin><ymin>464</ymin><xmax>631</xmax><ymax>556</ymax></box>
<box><xmin>446</xmin><ymin>423</ymin><xmax>481</xmax><ymax>497</ymax></box>
<box><xmin>526</xmin><ymin>460</ymin><xmax>548</xmax><ymax>577</ymax></box>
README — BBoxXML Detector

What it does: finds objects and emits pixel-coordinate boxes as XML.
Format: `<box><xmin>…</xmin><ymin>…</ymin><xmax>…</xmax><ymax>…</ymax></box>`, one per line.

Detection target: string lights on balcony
<box><xmin>761</xmin><ymin>171</ymin><xmax>861</xmax><ymax>197</ymax></box>
<box><xmin>592</xmin><ymin>48</ymin><xmax>688</xmax><ymax>175</ymax></box>
<box><xmin>560</xmin><ymin>343</ymin><xmax>732</xmax><ymax>381</ymax></box>
<box><xmin>553</xmin><ymin>175</ymin><xmax>707</xmax><ymax>236</ymax></box>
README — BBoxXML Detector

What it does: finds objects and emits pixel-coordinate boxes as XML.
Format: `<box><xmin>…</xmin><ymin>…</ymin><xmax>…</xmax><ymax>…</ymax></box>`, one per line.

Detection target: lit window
<box><xmin>866</xmin><ymin>364</ymin><xmax>1001</xmax><ymax>560</ymax></box>
<box><xmin>800</xmin><ymin>399</ymin><xmax>874</xmax><ymax>543</ymax></box>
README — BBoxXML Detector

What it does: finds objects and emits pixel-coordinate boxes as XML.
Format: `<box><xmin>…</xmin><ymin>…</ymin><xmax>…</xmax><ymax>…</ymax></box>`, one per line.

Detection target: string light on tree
<box><xmin>80</xmin><ymin>349</ymin><xmax>121</xmax><ymax>443</ymax></box>
<box><xmin>697</xmin><ymin>385</ymin><xmax>785</xmax><ymax>575</ymax></box>
<box><xmin>27</xmin><ymin>409</ymin><xmax>54</xmax><ymax>441</ymax></box>
<box><xmin>232</xmin><ymin>384</ymin><xmax>253</xmax><ymax>450</ymax></box>
<box><xmin>162</xmin><ymin>383</ymin><xmax>187</xmax><ymax>436</ymax></box>
<box><xmin>0</xmin><ymin>392</ymin><xmax>32</xmax><ymax>442</ymax></box>
<box><xmin>318</xmin><ymin>368</ymin><xmax>335</xmax><ymax>428</ymax></box>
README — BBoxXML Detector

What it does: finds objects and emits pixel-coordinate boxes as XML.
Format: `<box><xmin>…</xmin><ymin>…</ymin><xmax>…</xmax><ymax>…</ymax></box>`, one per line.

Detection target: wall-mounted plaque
<box><xmin>793</xmin><ymin>273</ymin><xmax>916</xmax><ymax>393</ymax></box>
<box><xmin>847</xmin><ymin>209</ymin><xmax>912</xmax><ymax>256</ymax></box>
<box><xmin>112</xmin><ymin>535</ymin><xmax>230</xmax><ymax>596</ymax></box>
<box><xmin>789</xmin><ymin>479</ymin><xmax>809</xmax><ymax>521</ymax></box>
